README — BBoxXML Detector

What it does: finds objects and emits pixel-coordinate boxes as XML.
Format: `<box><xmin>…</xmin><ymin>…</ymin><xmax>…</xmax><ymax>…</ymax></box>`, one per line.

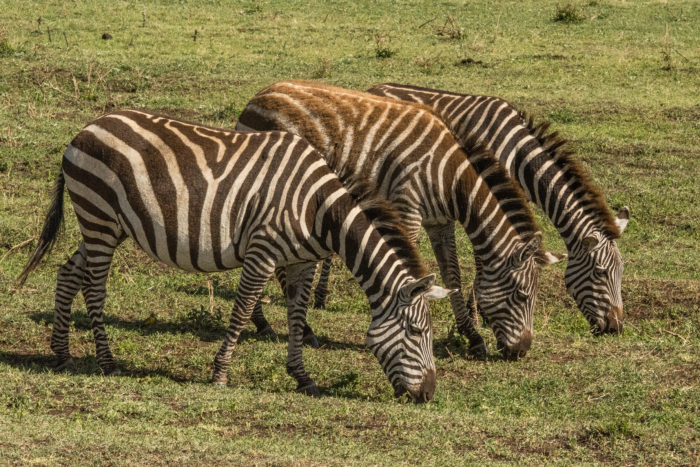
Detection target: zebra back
<box><xmin>237</xmin><ymin>80</ymin><xmax>549</xmax><ymax>356</ymax></box>
<box><xmin>20</xmin><ymin>109</ymin><xmax>443</xmax><ymax>400</ymax></box>
<box><xmin>367</xmin><ymin>83</ymin><xmax>628</xmax><ymax>334</ymax></box>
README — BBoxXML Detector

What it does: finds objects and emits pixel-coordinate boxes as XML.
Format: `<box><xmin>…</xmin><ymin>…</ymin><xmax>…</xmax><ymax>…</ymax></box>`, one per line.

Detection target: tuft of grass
<box><xmin>434</xmin><ymin>16</ymin><xmax>463</xmax><ymax>40</ymax></box>
<box><xmin>311</xmin><ymin>58</ymin><xmax>333</xmax><ymax>79</ymax></box>
<box><xmin>0</xmin><ymin>29</ymin><xmax>14</xmax><ymax>56</ymax></box>
<box><xmin>374</xmin><ymin>32</ymin><xmax>396</xmax><ymax>59</ymax></box>
<box><xmin>553</xmin><ymin>3</ymin><xmax>586</xmax><ymax>23</ymax></box>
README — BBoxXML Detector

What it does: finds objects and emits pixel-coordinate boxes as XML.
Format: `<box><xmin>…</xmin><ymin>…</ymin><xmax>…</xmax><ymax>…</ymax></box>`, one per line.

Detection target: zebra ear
<box><xmin>615</xmin><ymin>206</ymin><xmax>630</xmax><ymax>234</ymax></box>
<box><xmin>516</xmin><ymin>232</ymin><xmax>542</xmax><ymax>265</ymax></box>
<box><xmin>399</xmin><ymin>274</ymin><xmax>436</xmax><ymax>302</ymax></box>
<box><xmin>423</xmin><ymin>285</ymin><xmax>455</xmax><ymax>301</ymax></box>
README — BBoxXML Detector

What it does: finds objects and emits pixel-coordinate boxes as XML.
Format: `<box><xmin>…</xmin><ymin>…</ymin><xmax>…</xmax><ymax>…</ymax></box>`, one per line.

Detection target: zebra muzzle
<box><xmin>397</xmin><ymin>368</ymin><xmax>436</xmax><ymax>403</ymax></box>
<box><xmin>499</xmin><ymin>329</ymin><xmax>533</xmax><ymax>361</ymax></box>
<box><xmin>604</xmin><ymin>306</ymin><xmax>623</xmax><ymax>335</ymax></box>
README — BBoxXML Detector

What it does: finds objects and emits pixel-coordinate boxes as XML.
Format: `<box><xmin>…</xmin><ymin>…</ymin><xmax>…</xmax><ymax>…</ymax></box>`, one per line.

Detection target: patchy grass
<box><xmin>0</xmin><ymin>0</ymin><xmax>698</xmax><ymax>464</ymax></box>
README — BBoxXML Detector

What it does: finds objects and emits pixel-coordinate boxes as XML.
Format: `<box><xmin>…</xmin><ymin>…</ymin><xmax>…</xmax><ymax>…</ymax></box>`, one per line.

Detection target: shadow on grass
<box><xmin>0</xmin><ymin>351</ymin><xmax>101</xmax><ymax>376</ymax></box>
<box><xmin>0</xmin><ymin>350</ymin><xmax>202</xmax><ymax>383</ymax></box>
<box><xmin>0</xmin><ymin>351</ymin><xmax>384</xmax><ymax>401</ymax></box>
<box><xmin>27</xmin><ymin>310</ymin><xmax>367</xmax><ymax>352</ymax></box>
<box><xmin>433</xmin><ymin>335</ymin><xmax>506</xmax><ymax>362</ymax></box>
<box><xmin>28</xmin><ymin>309</ymin><xmax>258</xmax><ymax>343</ymax></box>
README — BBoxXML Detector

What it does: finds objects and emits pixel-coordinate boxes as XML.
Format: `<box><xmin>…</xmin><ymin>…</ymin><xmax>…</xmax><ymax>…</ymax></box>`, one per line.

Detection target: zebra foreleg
<box><xmin>284</xmin><ymin>262</ymin><xmax>319</xmax><ymax>396</ymax></box>
<box><xmin>213</xmin><ymin>257</ymin><xmax>275</xmax><ymax>386</ymax></box>
<box><xmin>312</xmin><ymin>257</ymin><xmax>332</xmax><ymax>309</ymax></box>
<box><xmin>250</xmin><ymin>267</ymin><xmax>319</xmax><ymax>348</ymax></box>
<box><xmin>426</xmin><ymin>224</ymin><xmax>488</xmax><ymax>358</ymax></box>
<box><xmin>51</xmin><ymin>243</ymin><xmax>88</xmax><ymax>370</ymax></box>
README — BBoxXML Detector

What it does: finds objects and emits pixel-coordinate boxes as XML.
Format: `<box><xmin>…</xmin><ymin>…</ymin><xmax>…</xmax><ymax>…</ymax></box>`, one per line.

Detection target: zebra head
<box><xmin>366</xmin><ymin>274</ymin><xmax>449</xmax><ymax>403</ymax></box>
<box><xmin>475</xmin><ymin>232</ymin><xmax>563</xmax><ymax>360</ymax></box>
<box><xmin>565</xmin><ymin>207</ymin><xmax>629</xmax><ymax>335</ymax></box>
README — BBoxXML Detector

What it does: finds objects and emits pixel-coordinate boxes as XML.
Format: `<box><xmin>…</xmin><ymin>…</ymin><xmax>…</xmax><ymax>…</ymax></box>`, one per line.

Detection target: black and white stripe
<box><xmin>367</xmin><ymin>83</ymin><xmax>628</xmax><ymax>334</ymax></box>
<box><xmin>237</xmin><ymin>81</ymin><xmax>563</xmax><ymax>360</ymax></box>
<box><xmin>18</xmin><ymin>109</ymin><xmax>450</xmax><ymax>401</ymax></box>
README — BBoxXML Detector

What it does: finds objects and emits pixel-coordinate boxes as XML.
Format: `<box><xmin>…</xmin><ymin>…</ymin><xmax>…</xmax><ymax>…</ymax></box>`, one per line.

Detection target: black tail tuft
<box><xmin>17</xmin><ymin>171</ymin><xmax>65</xmax><ymax>286</ymax></box>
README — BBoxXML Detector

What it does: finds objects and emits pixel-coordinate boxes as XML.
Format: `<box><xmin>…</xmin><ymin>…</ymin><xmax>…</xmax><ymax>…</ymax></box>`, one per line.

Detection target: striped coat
<box><xmin>237</xmin><ymin>81</ymin><xmax>562</xmax><ymax>360</ymax></box>
<box><xmin>367</xmin><ymin>83</ymin><xmax>629</xmax><ymax>334</ymax></box>
<box><xmin>18</xmin><ymin>109</ymin><xmax>450</xmax><ymax>401</ymax></box>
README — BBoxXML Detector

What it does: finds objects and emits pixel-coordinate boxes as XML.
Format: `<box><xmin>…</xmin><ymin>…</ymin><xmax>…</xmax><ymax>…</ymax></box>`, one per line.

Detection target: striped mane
<box><xmin>521</xmin><ymin>113</ymin><xmax>620</xmax><ymax>239</ymax></box>
<box><xmin>460</xmin><ymin>136</ymin><xmax>539</xmax><ymax>243</ymax></box>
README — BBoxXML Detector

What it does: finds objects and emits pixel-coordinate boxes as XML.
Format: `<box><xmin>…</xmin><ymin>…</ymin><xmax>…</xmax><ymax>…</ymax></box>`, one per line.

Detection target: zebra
<box><xmin>366</xmin><ymin>83</ymin><xmax>629</xmax><ymax>335</ymax></box>
<box><xmin>236</xmin><ymin>80</ymin><xmax>563</xmax><ymax>360</ymax></box>
<box><xmin>17</xmin><ymin>109</ymin><xmax>452</xmax><ymax>402</ymax></box>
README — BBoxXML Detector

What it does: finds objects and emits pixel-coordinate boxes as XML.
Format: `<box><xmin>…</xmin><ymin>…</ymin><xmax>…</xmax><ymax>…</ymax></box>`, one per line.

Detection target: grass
<box><xmin>0</xmin><ymin>0</ymin><xmax>698</xmax><ymax>464</ymax></box>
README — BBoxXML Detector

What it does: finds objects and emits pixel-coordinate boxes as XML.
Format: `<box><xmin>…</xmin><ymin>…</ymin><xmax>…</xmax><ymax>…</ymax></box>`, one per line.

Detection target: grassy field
<box><xmin>1</xmin><ymin>0</ymin><xmax>698</xmax><ymax>464</ymax></box>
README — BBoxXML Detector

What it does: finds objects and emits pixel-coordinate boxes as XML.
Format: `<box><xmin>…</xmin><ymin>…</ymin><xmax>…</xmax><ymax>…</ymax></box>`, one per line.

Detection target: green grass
<box><xmin>1</xmin><ymin>0</ymin><xmax>698</xmax><ymax>464</ymax></box>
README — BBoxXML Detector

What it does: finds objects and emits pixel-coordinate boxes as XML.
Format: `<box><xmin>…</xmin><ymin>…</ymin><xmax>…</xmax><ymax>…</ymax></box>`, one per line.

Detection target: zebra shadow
<box><xmin>432</xmin><ymin>335</ymin><xmax>504</xmax><ymax>362</ymax></box>
<box><xmin>26</xmin><ymin>310</ymin><xmax>367</xmax><ymax>352</ymax></box>
<box><xmin>0</xmin><ymin>351</ymin><xmax>103</xmax><ymax>376</ymax></box>
<box><xmin>0</xmin><ymin>351</ymin><xmax>204</xmax><ymax>384</ymax></box>
<box><xmin>27</xmin><ymin>309</ymin><xmax>267</xmax><ymax>344</ymax></box>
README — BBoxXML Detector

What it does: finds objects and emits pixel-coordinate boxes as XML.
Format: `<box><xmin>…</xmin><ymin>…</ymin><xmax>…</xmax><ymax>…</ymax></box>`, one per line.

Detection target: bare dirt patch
<box><xmin>623</xmin><ymin>279</ymin><xmax>699</xmax><ymax>321</ymax></box>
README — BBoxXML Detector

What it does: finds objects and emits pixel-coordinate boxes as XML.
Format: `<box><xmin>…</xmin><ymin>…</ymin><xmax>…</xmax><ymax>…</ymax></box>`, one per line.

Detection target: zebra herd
<box><xmin>18</xmin><ymin>81</ymin><xmax>628</xmax><ymax>403</ymax></box>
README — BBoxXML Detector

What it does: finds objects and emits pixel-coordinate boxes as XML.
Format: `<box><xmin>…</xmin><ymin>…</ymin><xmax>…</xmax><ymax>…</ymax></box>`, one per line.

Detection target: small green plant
<box><xmin>374</xmin><ymin>32</ymin><xmax>395</xmax><ymax>59</ymax></box>
<box><xmin>311</xmin><ymin>58</ymin><xmax>333</xmax><ymax>79</ymax></box>
<box><xmin>0</xmin><ymin>31</ymin><xmax>14</xmax><ymax>56</ymax></box>
<box><xmin>181</xmin><ymin>304</ymin><xmax>225</xmax><ymax>333</ymax></box>
<box><xmin>553</xmin><ymin>3</ymin><xmax>586</xmax><ymax>23</ymax></box>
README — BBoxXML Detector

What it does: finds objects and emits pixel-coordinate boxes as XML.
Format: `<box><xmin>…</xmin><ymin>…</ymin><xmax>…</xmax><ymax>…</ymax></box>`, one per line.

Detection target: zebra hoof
<box><xmin>296</xmin><ymin>383</ymin><xmax>320</xmax><ymax>397</ymax></box>
<box><xmin>313</xmin><ymin>300</ymin><xmax>326</xmax><ymax>310</ymax></box>
<box><xmin>54</xmin><ymin>357</ymin><xmax>75</xmax><ymax>372</ymax></box>
<box><xmin>256</xmin><ymin>325</ymin><xmax>277</xmax><ymax>340</ymax></box>
<box><xmin>468</xmin><ymin>341</ymin><xmax>489</xmax><ymax>360</ymax></box>
<box><xmin>303</xmin><ymin>333</ymin><xmax>321</xmax><ymax>349</ymax></box>
<box><xmin>213</xmin><ymin>381</ymin><xmax>227</xmax><ymax>388</ymax></box>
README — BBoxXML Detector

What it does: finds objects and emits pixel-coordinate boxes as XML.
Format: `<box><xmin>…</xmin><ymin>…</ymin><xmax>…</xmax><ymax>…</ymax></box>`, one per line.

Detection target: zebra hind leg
<box><xmin>250</xmin><ymin>299</ymin><xmax>276</xmax><ymax>338</ymax></box>
<box><xmin>426</xmin><ymin>224</ymin><xmax>488</xmax><ymax>359</ymax></box>
<box><xmin>284</xmin><ymin>262</ymin><xmax>319</xmax><ymax>396</ymax></box>
<box><xmin>51</xmin><ymin>242</ymin><xmax>88</xmax><ymax>371</ymax></box>
<box><xmin>213</xmin><ymin>257</ymin><xmax>275</xmax><ymax>386</ymax></box>
<box><xmin>81</xmin><ymin>242</ymin><xmax>120</xmax><ymax>375</ymax></box>
<box><xmin>277</xmin><ymin>265</ymin><xmax>320</xmax><ymax>349</ymax></box>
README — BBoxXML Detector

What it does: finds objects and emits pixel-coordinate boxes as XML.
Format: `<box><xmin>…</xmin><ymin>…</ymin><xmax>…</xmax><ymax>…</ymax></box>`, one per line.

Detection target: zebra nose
<box><xmin>418</xmin><ymin>368</ymin><xmax>436</xmax><ymax>403</ymax></box>
<box><xmin>502</xmin><ymin>329</ymin><xmax>533</xmax><ymax>360</ymax></box>
<box><xmin>604</xmin><ymin>306</ymin><xmax>623</xmax><ymax>335</ymax></box>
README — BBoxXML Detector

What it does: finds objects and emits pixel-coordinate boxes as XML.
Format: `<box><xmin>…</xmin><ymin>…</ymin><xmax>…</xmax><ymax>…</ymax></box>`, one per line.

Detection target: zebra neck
<box><xmin>315</xmin><ymin>193</ymin><xmax>413</xmax><ymax>313</ymax></box>
<box><xmin>434</xmin><ymin>96</ymin><xmax>615</xmax><ymax>252</ymax></box>
<box><xmin>367</xmin><ymin>84</ymin><xmax>617</xmax><ymax>253</ymax></box>
<box><xmin>448</xmin><ymin>155</ymin><xmax>527</xmax><ymax>265</ymax></box>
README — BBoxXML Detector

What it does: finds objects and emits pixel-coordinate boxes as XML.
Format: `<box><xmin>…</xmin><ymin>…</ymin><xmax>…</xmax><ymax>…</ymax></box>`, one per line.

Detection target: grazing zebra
<box><xmin>237</xmin><ymin>80</ymin><xmax>563</xmax><ymax>360</ymax></box>
<box><xmin>366</xmin><ymin>83</ymin><xmax>629</xmax><ymax>334</ymax></box>
<box><xmin>17</xmin><ymin>109</ymin><xmax>451</xmax><ymax>401</ymax></box>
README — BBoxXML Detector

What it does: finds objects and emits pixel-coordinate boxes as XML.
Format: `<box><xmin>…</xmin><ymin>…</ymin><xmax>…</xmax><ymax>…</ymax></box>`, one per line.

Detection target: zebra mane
<box><xmin>460</xmin><ymin>136</ymin><xmax>540</xmax><ymax>244</ymax></box>
<box><xmin>328</xmin><ymin>153</ymin><xmax>428</xmax><ymax>280</ymax></box>
<box><xmin>521</xmin><ymin>113</ymin><xmax>621</xmax><ymax>239</ymax></box>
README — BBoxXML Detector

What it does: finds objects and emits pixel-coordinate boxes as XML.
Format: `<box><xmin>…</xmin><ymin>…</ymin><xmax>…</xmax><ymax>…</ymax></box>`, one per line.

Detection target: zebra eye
<box><xmin>515</xmin><ymin>289</ymin><xmax>529</xmax><ymax>301</ymax></box>
<box><xmin>408</xmin><ymin>323</ymin><xmax>423</xmax><ymax>336</ymax></box>
<box><xmin>594</xmin><ymin>266</ymin><xmax>607</xmax><ymax>277</ymax></box>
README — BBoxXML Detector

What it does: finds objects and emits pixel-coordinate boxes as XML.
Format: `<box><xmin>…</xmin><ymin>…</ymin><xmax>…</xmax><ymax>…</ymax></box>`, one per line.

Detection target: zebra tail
<box><xmin>16</xmin><ymin>171</ymin><xmax>65</xmax><ymax>286</ymax></box>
